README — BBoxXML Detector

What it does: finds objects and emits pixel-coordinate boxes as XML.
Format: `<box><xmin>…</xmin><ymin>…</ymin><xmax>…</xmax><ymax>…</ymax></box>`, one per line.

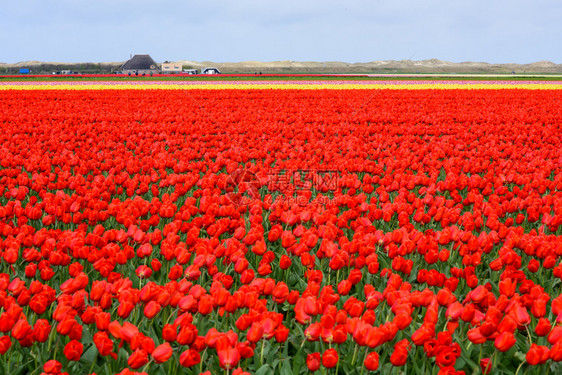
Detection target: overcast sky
<box><xmin>1</xmin><ymin>0</ymin><xmax>560</xmax><ymax>64</ymax></box>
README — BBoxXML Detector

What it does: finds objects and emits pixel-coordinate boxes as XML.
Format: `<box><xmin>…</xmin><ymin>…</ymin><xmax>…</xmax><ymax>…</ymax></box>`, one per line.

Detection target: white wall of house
<box><xmin>123</xmin><ymin>69</ymin><xmax>159</xmax><ymax>75</ymax></box>
<box><xmin>161</xmin><ymin>63</ymin><xmax>182</xmax><ymax>73</ymax></box>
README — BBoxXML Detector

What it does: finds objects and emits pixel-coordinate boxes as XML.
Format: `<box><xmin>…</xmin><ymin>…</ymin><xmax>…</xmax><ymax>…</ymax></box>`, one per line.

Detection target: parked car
<box><xmin>201</xmin><ymin>67</ymin><xmax>221</xmax><ymax>75</ymax></box>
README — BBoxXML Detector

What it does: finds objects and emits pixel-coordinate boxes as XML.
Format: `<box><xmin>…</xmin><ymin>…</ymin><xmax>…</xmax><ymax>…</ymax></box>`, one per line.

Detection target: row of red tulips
<box><xmin>0</xmin><ymin>88</ymin><xmax>561</xmax><ymax>374</ymax></box>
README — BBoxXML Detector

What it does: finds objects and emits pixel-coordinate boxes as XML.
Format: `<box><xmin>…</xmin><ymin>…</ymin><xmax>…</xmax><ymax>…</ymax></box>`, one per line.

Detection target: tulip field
<box><xmin>1</xmin><ymin>79</ymin><xmax>562</xmax><ymax>375</ymax></box>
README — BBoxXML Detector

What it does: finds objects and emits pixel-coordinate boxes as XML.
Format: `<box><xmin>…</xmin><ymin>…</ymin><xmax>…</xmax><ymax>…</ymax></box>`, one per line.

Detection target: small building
<box><xmin>202</xmin><ymin>67</ymin><xmax>221</xmax><ymax>75</ymax></box>
<box><xmin>122</xmin><ymin>54</ymin><xmax>159</xmax><ymax>75</ymax></box>
<box><xmin>183</xmin><ymin>69</ymin><xmax>198</xmax><ymax>75</ymax></box>
<box><xmin>161</xmin><ymin>62</ymin><xmax>182</xmax><ymax>74</ymax></box>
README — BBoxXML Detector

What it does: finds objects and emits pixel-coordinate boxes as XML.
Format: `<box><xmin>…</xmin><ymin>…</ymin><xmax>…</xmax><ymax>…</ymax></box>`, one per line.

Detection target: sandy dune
<box><xmin>173</xmin><ymin>59</ymin><xmax>562</xmax><ymax>74</ymax></box>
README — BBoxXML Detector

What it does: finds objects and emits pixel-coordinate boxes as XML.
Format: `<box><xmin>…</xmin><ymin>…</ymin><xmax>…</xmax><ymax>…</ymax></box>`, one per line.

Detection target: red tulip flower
<box><xmin>0</xmin><ymin>335</ymin><xmax>12</xmax><ymax>354</ymax></box>
<box><xmin>162</xmin><ymin>323</ymin><xmax>178</xmax><ymax>342</ymax></box>
<box><xmin>526</xmin><ymin>344</ymin><xmax>549</xmax><ymax>365</ymax></box>
<box><xmin>216</xmin><ymin>338</ymin><xmax>241</xmax><ymax>370</ymax></box>
<box><xmin>11</xmin><ymin>319</ymin><xmax>32</xmax><ymax>341</ymax></box>
<box><xmin>32</xmin><ymin>319</ymin><xmax>51</xmax><ymax>343</ymax></box>
<box><xmin>364</xmin><ymin>351</ymin><xmax>379</xmax><ymax>371</ymax></box>
<box><xmin>390</xmin><ymin>339</ymin><xmax>410</xmax><ymax>366</ymax></box>
<box><xmin>246</xmin><ymin>322</ymin><xmax>264</xmax><ymax>343</ymax></box>
<box><xmin>480</xmin><ymin>358</ymin><xmax>492</xmax><ymax>375</ymax></box>
<box><xmin>322</xmin><ymin>348</ymin><xmax>338</xmax><ymax>368</ymax></box>
<box><xmin>534</xmin><ymin>318</ymin><xmax>551</xmax><ymax>336</ymax></box>
<box><xmin>43</xmin><ymin>359</ymin><xmax>62</xmax><ymax>374</ymax></box>
<box><xmin>93</xmin><ymin>332</ymin><xmax>114</xmax><ymax>356</ymax></box>
<box><xmin>306</xmin><ymin>352</ymin><xmax>321</xmax><ymax>372</ymax></box>
<box><xmin>152</xmin><ymin>342</ymin><xmax>173</xmax><ymax>363</ymax></box>
<box><xmin>128</xmin><ymin>348</ymin><xmax>149</xmax><ymax>369</ymax></box>
<box><xmin>494</xmin><ymin>332</ymin><xmax>516</xmax><ymax>352</ymax></box>
<box><xmin>63</xmin><ymin>339</ymin><xmax>83</xmax><ymax>361</ymax></box>
<box><xmin>179</xmin><ymin>349</ymin><xmax>201</xmax><ymax>367</ymax></box>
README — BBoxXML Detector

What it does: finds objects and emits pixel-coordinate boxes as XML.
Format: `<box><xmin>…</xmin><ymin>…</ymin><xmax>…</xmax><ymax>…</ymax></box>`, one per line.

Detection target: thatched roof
<box><xmin>122</xmin><ymin>55</ymin><xmax>158</xmax><ymax>70</ymax></box>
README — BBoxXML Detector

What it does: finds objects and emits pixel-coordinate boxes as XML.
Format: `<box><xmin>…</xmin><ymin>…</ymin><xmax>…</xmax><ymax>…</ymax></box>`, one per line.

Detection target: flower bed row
<box><xmin>1</xmin><ymin>80</ymin><xmax>562</xmax><ymax>90</ymax></box>
<box><xmin>0</xmin><ymin>88</ymin><xmax>561</xmax><ymax>374</ymax></box>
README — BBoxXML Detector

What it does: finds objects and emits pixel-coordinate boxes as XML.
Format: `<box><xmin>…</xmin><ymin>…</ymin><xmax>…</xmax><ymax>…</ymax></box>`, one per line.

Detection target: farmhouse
<box><xmin>122</xmin><ymin>54</ymin><xmax>159</xmax><ymax>75</ymax></box>
<box><xmin>161</xmin><ymin>61</ymin><xmax>182</xmax><ymax>74</ymax></box>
